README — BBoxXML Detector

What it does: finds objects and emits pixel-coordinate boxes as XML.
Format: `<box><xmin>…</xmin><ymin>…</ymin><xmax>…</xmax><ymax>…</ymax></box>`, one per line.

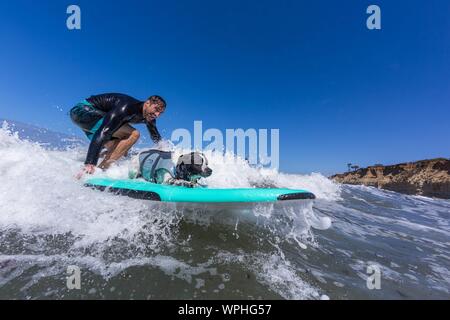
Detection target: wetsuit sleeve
<box><xmin>146</xmin><ymin>120</ymin><xmax>162</xmax><ymax>143</ymax></box>
<box><xmin>84</xmin><ymin>110</ymin><xmax>126</xmax><ymax>165</ymax></box>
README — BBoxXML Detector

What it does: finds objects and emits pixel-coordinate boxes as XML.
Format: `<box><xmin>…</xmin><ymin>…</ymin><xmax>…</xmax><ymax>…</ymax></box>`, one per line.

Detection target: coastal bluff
<box><xmin>330</xmin><ymin>158</ymin><xmax>450</xmax><ymax>199</ymax></box>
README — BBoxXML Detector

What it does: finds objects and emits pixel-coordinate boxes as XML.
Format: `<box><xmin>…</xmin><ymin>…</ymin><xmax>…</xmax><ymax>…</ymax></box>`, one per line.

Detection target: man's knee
<box><xmin>129</xmin><ymin>130</ymin><xmax>140</xmax><ymax>142</ymax></box>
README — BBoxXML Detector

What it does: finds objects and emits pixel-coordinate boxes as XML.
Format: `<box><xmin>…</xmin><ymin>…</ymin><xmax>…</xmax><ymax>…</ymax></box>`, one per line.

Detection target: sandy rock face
<box><xmin>331</xmin><ymin>158</ymin><xmax>450</xmax><ymax>199</ymax></box>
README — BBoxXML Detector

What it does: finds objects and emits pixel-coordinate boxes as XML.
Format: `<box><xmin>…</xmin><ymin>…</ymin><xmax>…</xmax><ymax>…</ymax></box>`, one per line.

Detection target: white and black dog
<box><xmin>129</xmin><ymin>150</ymin><xmax>212</xmax><ymax>187</ymax></box>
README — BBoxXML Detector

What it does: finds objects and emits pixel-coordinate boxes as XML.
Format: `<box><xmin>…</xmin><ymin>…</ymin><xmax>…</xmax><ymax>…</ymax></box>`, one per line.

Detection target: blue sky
<box><xmin>0</xmin><ymin>0</ymin><xmax>449</xmax><ymax>174</ymax></box>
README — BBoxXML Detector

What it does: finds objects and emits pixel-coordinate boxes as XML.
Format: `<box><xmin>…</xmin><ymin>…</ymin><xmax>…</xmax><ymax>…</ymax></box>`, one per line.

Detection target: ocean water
<box><xmin>0</xmin><ymin>122</ymin><xmax>449</xmax><ymax>300</ymax></box>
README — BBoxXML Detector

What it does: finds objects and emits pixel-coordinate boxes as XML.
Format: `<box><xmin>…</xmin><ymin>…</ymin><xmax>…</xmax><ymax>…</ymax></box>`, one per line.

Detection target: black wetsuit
<box><xmin>70</xmin><ymin>93</ymin><xmax>162</xmax><ymax>165</ymax></box>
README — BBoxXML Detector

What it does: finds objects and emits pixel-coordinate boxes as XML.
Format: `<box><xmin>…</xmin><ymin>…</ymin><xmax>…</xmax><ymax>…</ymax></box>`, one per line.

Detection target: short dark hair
<box><xmin>147</xmin><ymin>95</ymin><xmax>166</xmax><ymax>109</ymax></box>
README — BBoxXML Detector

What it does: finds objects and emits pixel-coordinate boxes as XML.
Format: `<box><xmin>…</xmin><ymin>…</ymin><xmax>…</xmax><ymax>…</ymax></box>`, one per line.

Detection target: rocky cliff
<box><xmin>330</xmin><ymin>158</ymin><xmax>450</xmax><ymax>199</ymax></box>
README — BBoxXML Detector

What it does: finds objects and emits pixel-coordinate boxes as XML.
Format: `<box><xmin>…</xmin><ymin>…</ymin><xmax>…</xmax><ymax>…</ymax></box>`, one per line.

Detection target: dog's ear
<box><xmin>175</xmin><ymin>161</ymin><xmax>186</xmax><ymax>180</ymax></box>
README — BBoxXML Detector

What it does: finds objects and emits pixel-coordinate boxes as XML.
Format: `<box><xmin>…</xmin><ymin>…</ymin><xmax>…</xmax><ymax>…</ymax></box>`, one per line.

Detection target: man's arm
<box><xmin>146</xmin><ymin>119</ymin><xmax>162</xmax><ymax>143</ymax></box>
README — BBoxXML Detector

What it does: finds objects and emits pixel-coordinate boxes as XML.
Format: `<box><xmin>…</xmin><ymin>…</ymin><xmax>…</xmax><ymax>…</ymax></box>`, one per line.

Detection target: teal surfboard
<box><xmin>85</xmin><ymin>178</ymin><xmax>316</xmax><ymax>203</ymax></box>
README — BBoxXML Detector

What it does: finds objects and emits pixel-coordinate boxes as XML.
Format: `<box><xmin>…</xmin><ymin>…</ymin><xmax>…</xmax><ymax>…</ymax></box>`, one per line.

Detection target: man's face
<box><xmin>144</xmin><ymin>101</ymin><xmax>165</xmax><ymax>122</ymax></box>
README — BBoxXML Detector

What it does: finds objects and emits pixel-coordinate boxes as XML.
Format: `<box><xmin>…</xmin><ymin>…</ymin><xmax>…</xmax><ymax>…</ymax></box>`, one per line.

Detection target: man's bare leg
<box><xmin>98</xmin><ymin>125</ymin><xmax>140</xmax><ymax>169</ymax></box>
<box><xmin>99</xmin><ymin>140</ymin><xmax>119</xmax><ymax>159</ymax></box>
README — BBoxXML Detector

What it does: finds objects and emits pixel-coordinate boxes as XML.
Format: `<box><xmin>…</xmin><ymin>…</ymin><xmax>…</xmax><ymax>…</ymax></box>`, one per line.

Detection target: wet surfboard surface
<box><xmin>85</xmin><ymin>178</ymin><xmax>316</xmax><ymax>203</ymax></box>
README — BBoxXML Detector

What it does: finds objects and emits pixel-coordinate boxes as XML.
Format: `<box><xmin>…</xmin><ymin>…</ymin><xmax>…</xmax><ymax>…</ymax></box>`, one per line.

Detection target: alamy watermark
<box><xmin>366</xmin><ymin>264</ymin><xmax>381</xmax><ymax>290</ymax></box>
<box><xmin>170</xmin><ymin>121</ymin><xmax>280</xmax><ymax>170</ymax></box>
<box><xmin>66</xmin><ymin>4</ymin><xmax>381</xmax><ymax>31</ymax></box>
<box><xmin>66</xmin><ymin>265</ymin><xmax>81</xmax><ymax>290</ymax></box>
<box><xmin>66</xmin><ymin>5</ymin><xmax>81</xmax><ymax>30</ymax></box>
<box><xmin>66</xmin><ymin>5</ymin><xmax>381</xmax><ymax>31</ymax></box>
<box><xmin>367</xmin><ymin>5</ymin><xmax>381</xmax><ymax>30</ymax></box>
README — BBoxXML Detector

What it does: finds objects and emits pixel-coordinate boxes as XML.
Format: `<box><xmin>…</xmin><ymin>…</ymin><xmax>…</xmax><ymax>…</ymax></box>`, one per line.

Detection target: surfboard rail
<box><xmin>85</xmin><ymin>178</ymin><xmax>316</xmax><ymax>203</ymax></box>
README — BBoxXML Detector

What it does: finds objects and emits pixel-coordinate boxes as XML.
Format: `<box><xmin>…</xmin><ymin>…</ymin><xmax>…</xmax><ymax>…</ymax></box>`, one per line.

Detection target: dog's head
<box><xmin>175</xmin><ymin>152</ymin><xmax>212</xmax><ymax>182</ymax></box>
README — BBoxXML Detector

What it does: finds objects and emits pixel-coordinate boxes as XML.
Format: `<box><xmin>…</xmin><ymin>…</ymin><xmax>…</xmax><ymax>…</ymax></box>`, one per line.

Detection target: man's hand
<box><xmin>75</xmin><ymin>164</ymin><xmax>96</xmax><ymax>180</ymax></box>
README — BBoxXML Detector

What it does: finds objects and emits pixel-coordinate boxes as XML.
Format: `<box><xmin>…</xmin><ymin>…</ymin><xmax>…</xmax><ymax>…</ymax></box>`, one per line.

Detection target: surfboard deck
<box><xmin>85</xmin><ymin>178</ymin><xmax>316</xmax><ymax>203</ymax></box>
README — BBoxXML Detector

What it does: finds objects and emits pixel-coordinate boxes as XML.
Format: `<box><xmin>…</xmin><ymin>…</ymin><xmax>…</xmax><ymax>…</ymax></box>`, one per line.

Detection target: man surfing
<box><xmin>69</xmin><ymin>93</ymin><xmax>166</xmax><ymax>178</ymax></box>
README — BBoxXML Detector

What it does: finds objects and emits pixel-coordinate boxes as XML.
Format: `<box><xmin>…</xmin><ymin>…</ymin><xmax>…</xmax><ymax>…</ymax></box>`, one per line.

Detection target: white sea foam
<box><xmin>2</xmin><ymin>122</ymin><xmax>448</xmax><ymax>299</ymax></box>
<box><xmin>0</xmin><ymin>123</ymin><xmax>336</xmax><ymax>298</ymax></box>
